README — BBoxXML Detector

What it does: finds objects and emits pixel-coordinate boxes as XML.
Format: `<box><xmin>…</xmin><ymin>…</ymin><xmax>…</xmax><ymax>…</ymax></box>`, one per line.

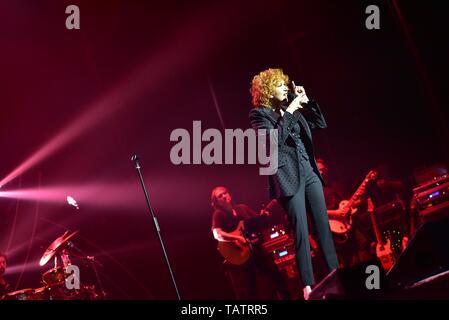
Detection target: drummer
<box><xmin>0</xmin><ymin>252</ymin><xmax>11</xmax><ymax>297</ymax></box>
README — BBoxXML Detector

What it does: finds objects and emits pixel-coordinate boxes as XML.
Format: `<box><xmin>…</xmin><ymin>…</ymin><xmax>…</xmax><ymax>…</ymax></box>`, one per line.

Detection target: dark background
<box><xmin>0</xmin><ymin>0</ymin><xmax>447</xmax><ymax>299</ymax></box>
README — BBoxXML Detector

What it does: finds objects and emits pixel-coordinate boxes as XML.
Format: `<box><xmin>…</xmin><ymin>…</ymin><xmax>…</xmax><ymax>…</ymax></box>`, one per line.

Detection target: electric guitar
<box><xmin>328</xmin><ymin>170</ymin><xmax>379</xmax><ymax>243</ymax></box>
<box><xmin>367</xmin><ymin>197</ymin><xmax>394</xmax><ymax>271</ymax></box>
<box><xmin>216</xmin><ymin>199</ymin><xmax>278</xmax><ymax>265</ymax></box>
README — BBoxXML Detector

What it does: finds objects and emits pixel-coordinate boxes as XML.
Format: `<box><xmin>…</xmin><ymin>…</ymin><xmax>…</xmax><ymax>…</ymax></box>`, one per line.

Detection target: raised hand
<box><xmin>295</xmin><ymin>85</ymin><xmax>309</xmax><ymax>104</ymax></box>
<box><xmin>286</xmin><ymin>96</ymin><xmax>303</xmax><ymax>114</ymax></box>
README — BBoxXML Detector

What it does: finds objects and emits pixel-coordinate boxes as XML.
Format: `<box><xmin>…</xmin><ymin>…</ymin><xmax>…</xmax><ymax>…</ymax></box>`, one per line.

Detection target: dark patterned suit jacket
<box><xmin>249</xmin><ymin>98</ymin><xmax>327</xmax><ymax>199</ymax></box>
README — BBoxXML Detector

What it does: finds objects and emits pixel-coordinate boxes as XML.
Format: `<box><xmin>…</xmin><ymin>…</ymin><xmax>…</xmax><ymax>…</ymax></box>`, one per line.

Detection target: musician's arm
<box><xmin>326</xmin><ymin>209</ymin><xmax>343</xmax><ymax>219</ymax></box>
<box><xmin>212</xmin><ymin>228</ymin><xmax>245</xmax><ymax>243</ymax></box>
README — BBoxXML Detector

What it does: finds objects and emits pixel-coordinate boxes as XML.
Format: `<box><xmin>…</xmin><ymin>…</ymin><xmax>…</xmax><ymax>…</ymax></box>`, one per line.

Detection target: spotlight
<box><xmin>67</xmin><ymin>196</ymin><xmax>79</xmax><ymax>210</ymax></box>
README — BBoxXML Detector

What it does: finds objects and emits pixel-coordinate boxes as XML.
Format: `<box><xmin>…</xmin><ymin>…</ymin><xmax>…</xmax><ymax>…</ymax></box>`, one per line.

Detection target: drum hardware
<box><xmin>37</xmin><ymin>230</ymin><xmax>104</xmax><ymax>300</ymax></box>
<box><xmin>1</xmin><ymin>230</ymin><xmax>104</xmax><ymax>300</ymax></box>
<box><xmin>3</xmin><ymin>288</ymin><xmax>36</xmax><ymax>300</ymax></box>
<box><xmin>42</xmin><ymin>266</ymin><xmax>67</xmax><ymax>286</ymax></box>
<box><xmin>39</xmin><ymin>230</ymin><xmax>79</xmax><ymax>267</ymax></box>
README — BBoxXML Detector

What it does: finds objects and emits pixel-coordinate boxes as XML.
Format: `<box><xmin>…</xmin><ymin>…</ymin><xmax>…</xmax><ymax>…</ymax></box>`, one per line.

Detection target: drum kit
<box><xmin>2</xmin><ymin>230</ymin><xmax>105</xmax><ymax>300</ymax></box>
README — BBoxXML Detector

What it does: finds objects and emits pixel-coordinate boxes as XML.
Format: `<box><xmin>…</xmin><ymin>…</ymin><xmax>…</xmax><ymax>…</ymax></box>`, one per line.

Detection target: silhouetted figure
<box><xmin>0</xmin><ymin>252</ymin><xmax>10</xmax><ymax>298</ymax></box>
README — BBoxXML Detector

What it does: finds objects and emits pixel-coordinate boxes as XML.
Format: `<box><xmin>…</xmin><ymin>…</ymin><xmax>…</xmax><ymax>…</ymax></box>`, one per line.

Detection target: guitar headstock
<box><xmin>366</xmin><ymin>170</ymin><xmax>379</xmax><ymax>181</ymax></box>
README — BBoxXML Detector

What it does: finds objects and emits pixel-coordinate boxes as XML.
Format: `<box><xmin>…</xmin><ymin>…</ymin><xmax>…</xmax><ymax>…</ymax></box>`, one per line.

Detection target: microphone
<box><xmin>131</xmin><ymin>154</ymin><xmax>141</xmax><ymax>169</ymax></box>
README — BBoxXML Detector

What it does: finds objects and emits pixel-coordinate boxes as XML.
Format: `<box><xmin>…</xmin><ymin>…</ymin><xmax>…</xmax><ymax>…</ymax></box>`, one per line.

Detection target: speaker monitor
<box><xmin>309</xmin><ymin>259</ymin><xmax>386</xmax><ymax>300</ymax></box>
<box><xmin>387</xmin><ymin>215</ymin><xmax>449</xmax><ymax>288</ymax></box>
<box><xmin>309</xmin><ymin>217</ymin><xmax>449</xmax><ymax>299</ymax></box>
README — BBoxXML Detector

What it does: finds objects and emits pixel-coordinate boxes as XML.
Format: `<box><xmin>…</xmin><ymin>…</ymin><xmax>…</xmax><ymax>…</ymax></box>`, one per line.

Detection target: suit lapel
<box><xmin>259</xmin><ymin>107</ymin><xmax>312</xmax><ymax>140</ymax></box>
<box><xmin>295</xmin><ymin>111</ymin><xmax>312</xmax><ymax>140</ymax></box>
<box><xmin>259</xmin><ymin>107</ymin><xmax>281</xmax><ymax>124</ymax></box>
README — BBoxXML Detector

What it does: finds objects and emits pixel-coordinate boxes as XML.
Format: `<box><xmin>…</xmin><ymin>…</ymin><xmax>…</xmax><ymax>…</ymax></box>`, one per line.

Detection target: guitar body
<box><xmin>328</xmin><ymin>200</ymin><xmax>355</xmax><ymax>233</ymax></box>
<box><xmin>216</xmin><ymin>221</ymin><xmax>251</xmax><ymax>265</ymax></box>
<box><xmin>217</xmin><ymin>241</ymin><xmax>250</xmax><ymax>265</ymax></box>
<box><xmin>215</xmin><ymin>199</ymin><xmax>284</xmax><ymax>265</ymax></box>
<box><xmin>376</xmin><ymin>239</ymin><xmax>394</xmax><ymax>271</ymax></box>
<box><xmin>367</xmin><ymin>197</ymin><xmax>395</xmax><ymax>271</ymax></box>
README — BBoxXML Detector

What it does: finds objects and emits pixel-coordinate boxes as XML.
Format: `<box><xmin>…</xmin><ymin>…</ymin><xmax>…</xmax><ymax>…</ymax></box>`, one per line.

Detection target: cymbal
<box><xmin>39</xmin><ymin>230</ymin><xmax>79</xmax><ymax>267</ymax></box>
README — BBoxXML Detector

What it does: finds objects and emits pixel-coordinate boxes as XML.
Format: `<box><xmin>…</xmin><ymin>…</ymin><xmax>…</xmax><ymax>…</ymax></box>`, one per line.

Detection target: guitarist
<box><xmin>210</xmin><ymin>186</ymin><xmax>290</xmax><ymax>300</ymax></box>
<box><xmin>317</xmin><ymin>159</ymin><xmax>373</xmax><ymax>268</ymax></box>
<box><xmin>211</xmin><ymin>186</ymin><xmax>258</xmax><ymax>245</ymax></box>
<box><xmin>0</xmin><ymin>252</ymin><xmax>10</xmax><ymax>299</ymax></box>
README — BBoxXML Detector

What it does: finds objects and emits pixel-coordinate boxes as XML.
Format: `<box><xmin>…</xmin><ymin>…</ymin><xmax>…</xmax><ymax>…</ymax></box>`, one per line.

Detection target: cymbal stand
<box><xmin>87</xmin><ymin>256</ymin><xmax>106</xmax><ymax>299</ymax></box>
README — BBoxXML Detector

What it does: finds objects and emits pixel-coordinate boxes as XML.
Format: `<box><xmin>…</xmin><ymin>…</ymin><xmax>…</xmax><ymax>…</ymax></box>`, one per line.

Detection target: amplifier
<box><xmin>413</xmin><ymin>174</ymin><xmax>449</xmax><ymax>220</ymax></box>
<box><xmin>259</xmin><ymin>224</ymin><xmax>297</xmax><ymax>275</ymax></box>
<box><xmin>266</xmin><ymin>242</ymin><xmax>297</xmax><ymax>278</ymax></box>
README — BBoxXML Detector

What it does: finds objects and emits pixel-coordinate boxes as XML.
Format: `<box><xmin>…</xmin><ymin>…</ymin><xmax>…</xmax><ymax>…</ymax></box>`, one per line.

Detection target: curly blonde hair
<box><xmin>250</xmin><ymin>68</ymin><xmax>289</xmax><ymax>108</ymax></box>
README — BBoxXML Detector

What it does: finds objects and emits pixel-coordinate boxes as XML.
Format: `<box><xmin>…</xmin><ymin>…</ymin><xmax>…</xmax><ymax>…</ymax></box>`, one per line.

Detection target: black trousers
<box><xmin>281</xmin><ymin>155</ymin><xmax>339</xmax><ymax>286</ymax></box>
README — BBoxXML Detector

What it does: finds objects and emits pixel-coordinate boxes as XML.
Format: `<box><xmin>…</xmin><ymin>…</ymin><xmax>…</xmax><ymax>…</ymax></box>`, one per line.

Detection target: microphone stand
<box><xmin>66</xmin><ymin>241</ymin><xmax>107</xmax><ymax>299</ymax></box>
<box><xmin>86</xmin><ymin>256</ymin><xmax>106</xmax><ymax>299</ymax></box>
<box><xmin>131</xmin><ymin>155</ymin><xmax>181</xmax><ymax>300</ymax></box>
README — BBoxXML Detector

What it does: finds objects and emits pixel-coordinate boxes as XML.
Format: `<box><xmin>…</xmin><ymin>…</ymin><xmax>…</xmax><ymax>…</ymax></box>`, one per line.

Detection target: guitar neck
<box><xmin>369</xmin><ymin>208</ymin><xmax>383</xmax><ymax>245</ymax></box>
<box><xmin>346</xmin><ymin>179</ymin><xmax>369</xmax><ymax>210</ymax></box>
<box><xmin>264</xmin><ymin>199</ymin><xmax>278</xmax><ymax>211</ymax></box>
